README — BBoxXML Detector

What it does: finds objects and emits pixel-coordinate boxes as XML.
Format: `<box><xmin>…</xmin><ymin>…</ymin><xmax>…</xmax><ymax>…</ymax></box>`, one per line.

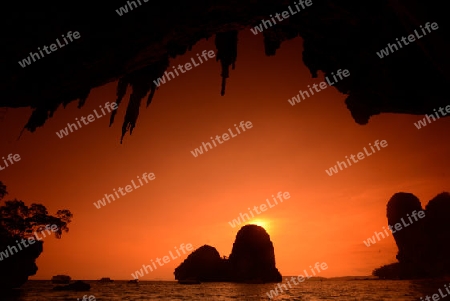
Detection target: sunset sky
<box><xmin>1</xmin><ymin>30</ymin><xmax>449</xmax><ymax>280</ymax></box>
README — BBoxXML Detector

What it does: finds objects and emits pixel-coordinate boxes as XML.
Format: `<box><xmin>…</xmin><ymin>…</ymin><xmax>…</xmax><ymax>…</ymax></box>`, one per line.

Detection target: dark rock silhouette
<box><xmin>174</xmin><ymin>225</ymin><xmax>282</xmax><ymax>283</ymax></box>
<box><xmin>373</xmin><ymin>262</ymin><xmax>401</xmax><ymax>279</ymax></box>
<box><xmin>1</xmin><ymin>1</ymin><xmax>449</xmax><ymax>141</ymax></box>
<box><xmin>0</xmin><ymin>232</ymin><xmax>43</xmax><ymax>290</ymax></box>
<box><xmin>178</xmin><ymin>278</ymin><xmax>201</xmax><ymax>284</ymax></box>
<box><xmin>98</xmin><ymin>277</ymin><xmax>114</xmax><ymax>282</ymax></box>
<box><xmin>228</xmin><ymin>224</ymin><xmax>282</xmax><ymax>282</ymax></box>
<box><xmin>174</xmin><ymin>245</ymin><xmax>229</xmax><ymax>282</ymax></box>
<box><xmin>53</xmin><ymin>280</ymin><xmax>90</xmax><ymax>291</ymax></box>
<box><xmin>51</xmin><ymin>275</ymin><xmax>71</xmax><ymax>284</ymax></box>
<box><xmin>0</xmin><ymin>182</ymin><xmax>73</xmax><ymax>290</ymax></box>
<box><xmin>386</xmin><ymin>192</ymin><xmax>427</xmax><ymax>278</ymax></box>
<box><xmin>374</xmin><ymin>191</ymin><xmax>450</xmax><ymax>279</ymax></box>
<box><xmin>423</xmin><ymin>192</ymin><xmax>450</xmax><ymax>276</ymax></box>
<box><xmin>215</xmin><ymin>31</ymin><xmax>238</xmax><ymax>96</ymax></box>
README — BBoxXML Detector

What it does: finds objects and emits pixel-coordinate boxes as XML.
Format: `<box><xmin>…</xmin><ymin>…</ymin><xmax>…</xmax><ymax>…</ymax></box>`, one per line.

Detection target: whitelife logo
<box><xmin>287</xmin><ymin>69</ymin><xmax>350</xmax><ymax>106</ymax></box>
<box><xmin>0</xmin><ymin>224</ymin><xmax>59</xmax><ymax>261</ymax></box>
<box><xmin>55</xmin><ymin>102</ymin><xmax>118</xmax><ymax>139</ymax></box>
<box><xmin>413</xmin><ymin>104</ymin><xmax>450</xmax><ymax>129</ymax></box>
<box><xmin>0</xmin><ymin>153</ymin><xmax>21</xmax><ymax>171</ymax></box>
<box><xmin>376</xmin><ymin>22</ymin><xmax>439</xmax><ymax>59</ymax></box>
<box><xmin>250</xmin><ymin>0</ymin><xmax>313</xmax><ymax>35</ymax></box>
<box><xmin>93</xmin><ymin>173</ymin><xmax>156</xmax><ymax>209</ymax></box>
<box><xmin>153</xmin><ymin>50</ymin><xmax>215</xmax><ymax>87</ymax></box>
<box><xmin>420</xmin><ymin>283</ymin><xmax>450</xmax><ymax>301</ymax></box>
<box><xmin>325</xmin><ymin>140</ymin><xmax>388</xmax><ymax>176</ymax></box>
<box><xmin>228</xmin><ymin>192</ymin><xmax>290</xmax><ymax>228</ymax></box>
<box><xmin>131</xmin><ymin>243</ymin><xmax>193</xmax><ymax>279</ymax></box>
<box><xmin>266</xmin><ymin>262</ymin><xmax>328</xmax><ymax>299</ymax></box>
<box><xmin>190</xmin><ymin>121</ymin><xmax>253</xmax><ymax>158</ymax></box>
<box><xmin>363</xmin><ymin>210</ymin><xmax>425</xmax><ymax>247</ymax></box>
<box><xmin>77</xmin><ymin>295</ymin><xmax>96</xmax><ymax>301</ymax></box>
<box><xmin>18</xmin><ymin>31</ymin><xmax>81</xmax><ymax>68</ymax></box>
<box><xmin>115</xmin><ymin>0</ymin><xmax>149</xmax><ymax>16</ymax></box>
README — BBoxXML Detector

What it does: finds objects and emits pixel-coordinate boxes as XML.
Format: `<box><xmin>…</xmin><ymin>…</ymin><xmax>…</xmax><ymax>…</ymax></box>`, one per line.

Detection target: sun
<box><xmin>247</xmin><ymin>219</ymin><xmax>271</xmax><ymax>231</ymax></box>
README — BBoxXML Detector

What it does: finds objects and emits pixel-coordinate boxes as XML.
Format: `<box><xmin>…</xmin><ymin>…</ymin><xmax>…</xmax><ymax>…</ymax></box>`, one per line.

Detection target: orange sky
<box><xmin>1</xmin><ymin>30</ymin><xmax>449</xmax><ymax>280</ymax></box>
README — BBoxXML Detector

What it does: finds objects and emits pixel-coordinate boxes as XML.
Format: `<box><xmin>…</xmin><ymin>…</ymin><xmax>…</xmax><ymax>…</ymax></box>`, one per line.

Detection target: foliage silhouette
<box><xmin>0</xmin><ymin>182</ymin><xmax>73</xmax><ymax>290</ymax></box>
<box><xmin>0</xmin><ymin>181</ymin><xmax>7</xmax><ymax>200</ymax></box>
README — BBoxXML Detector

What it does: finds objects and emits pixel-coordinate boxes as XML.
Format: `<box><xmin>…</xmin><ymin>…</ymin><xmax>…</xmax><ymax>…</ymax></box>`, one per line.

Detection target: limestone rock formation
<box><xmin>423</xmin><ymin>192</ymin><xmax>450</xmax><ymax>276</ymax></box>
<box><xmin>174</xmin><ymin>225</ymin><xmax>282</xmax><ymax>283</ymax></box>
<box><xmin>386</xmin><ymin>192</ymin><xmax>427</xmax><ymax>278</ymax></box>
<box><xmin>374</xmin><ymin>192</ymin><xmax>450</xmax><ymax>279</ymax></box>
<box><xmin>0</xmin><ymin>233</ymin><xmax>43</xmax><ymax>290</ymax></box>
<box><xmin>174</xmin><ymin>245</ymin><xmax>229</xmax><ymax>282</ymax></box>
<box><xmin>228</xmin><ymin>224</ymin><xmax>282</xmax><ymax>282</ymax></box>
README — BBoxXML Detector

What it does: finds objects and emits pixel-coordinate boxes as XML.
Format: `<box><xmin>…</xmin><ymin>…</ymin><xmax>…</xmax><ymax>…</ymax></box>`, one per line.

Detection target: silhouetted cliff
<box><xmin>374</xmin><ymin>192</ymin><xmax>450</xmax><ymax>279</ymax></box>
<box><xmin>0</xmin><ymin>182</ymin><xmax>73</xmax><ymax>290</ymax></box>
<box><xmin>228</xmin><ymin>224</ymin><xmax>282</xmax><ymax>282</ymax></box>
<box><xmin>174</xmin><ymin>225</ymin><xmax>282</xmax><ymax>283</ymax></box>
<box><xmin>386</xmin><ymin>192</ymin><xmax>427</xmax><ymax>278</ymax></box>
<box><xmin>423</xmin><ymin>192</ymin><xmax>450</xmax><ymax>276</ymax></box>
<box><xmin>174</xmin><ymin>245</ymin><xmax>230</xmax><ymax>282</ymax></box>
<box><xmin>0</xmin><ymin>232</ymin><xmax>43</xmax><ymax>290</ymax></box>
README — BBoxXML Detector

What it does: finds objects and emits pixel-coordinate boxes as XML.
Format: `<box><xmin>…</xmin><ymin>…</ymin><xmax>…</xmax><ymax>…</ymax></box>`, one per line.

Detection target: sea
<box><xmin>2</xmin><ymin>278</ymin><xmax>448</xmax><ymax>301</ymax></box>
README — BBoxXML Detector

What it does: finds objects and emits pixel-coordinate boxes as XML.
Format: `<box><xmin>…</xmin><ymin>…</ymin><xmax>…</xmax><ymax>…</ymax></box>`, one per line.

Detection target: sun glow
<box><xmin>247</xmin><ymin>219</ymin><xmax>271</xmax><ymax>231</ymax></box>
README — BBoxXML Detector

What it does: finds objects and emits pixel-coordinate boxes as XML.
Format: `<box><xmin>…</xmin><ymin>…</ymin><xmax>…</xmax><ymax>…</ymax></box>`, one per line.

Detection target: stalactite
<box><xmin>109</xmin><ymin>78</ymin><xmax>129</xmax><ymax>127</ymax></box>
<box><xmin>146</xmin><ymin>84</ymin><xmax>157</xmax><ymax>107</ymax></box>
<box><xmin>214</xmin><ymin>31</ymin><xmax>238</xmax><ymax>96</ymax></box>
<box><xmin>120</xmin><ymin>83</ymin><xmax>146</xmax><ymax>144</ymax></box>
<box><xmin>263</xmin><ymin>29</ymin><xmax>282</xmax><ymax>56</ymax></box>
<box><xmin>4</xmin><ymin>1</ymin><xmax>448</xmax><ymax>142</ymax></box>
<box><xmin>76</xmin><ymin>90</ymin><xmax>92</xmax><ymax>110</ymax></box>
<box><xmin>108</xmin><ymin>57</ymin><xmax>170</xmax><ymax>143</ymax></box>
<box><xmin>19</xmin><ymin>101</ymin><xmax>60</xmax><ymax>139</ymax></box>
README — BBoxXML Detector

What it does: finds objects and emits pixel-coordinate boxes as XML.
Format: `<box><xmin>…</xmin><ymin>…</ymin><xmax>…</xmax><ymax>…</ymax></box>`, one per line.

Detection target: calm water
<box><xmin>3</xmin><ymin>278</ymin><xmax>448</xmax><ymax>300</ymax></box>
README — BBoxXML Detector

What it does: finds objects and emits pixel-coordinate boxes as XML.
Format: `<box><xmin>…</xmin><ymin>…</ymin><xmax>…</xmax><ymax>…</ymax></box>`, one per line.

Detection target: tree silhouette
<box><xmin>0</xmin><ymin>200</ymin><xmax>73</xmax><ymax>239</ymax></box>
<box><xmin>0</xmin><ymin>182</ymin><xmax>73</xmax><ymax>290</ymax></box>
<box><xmin>0</xmin><ymin>181</ymin><xmax>7</xmax><ymax>200</ymax></box>
<box><xmin>0</xmin><ymin>182</ymin><xmax>73</xmax><ymax>238</ymax></box>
